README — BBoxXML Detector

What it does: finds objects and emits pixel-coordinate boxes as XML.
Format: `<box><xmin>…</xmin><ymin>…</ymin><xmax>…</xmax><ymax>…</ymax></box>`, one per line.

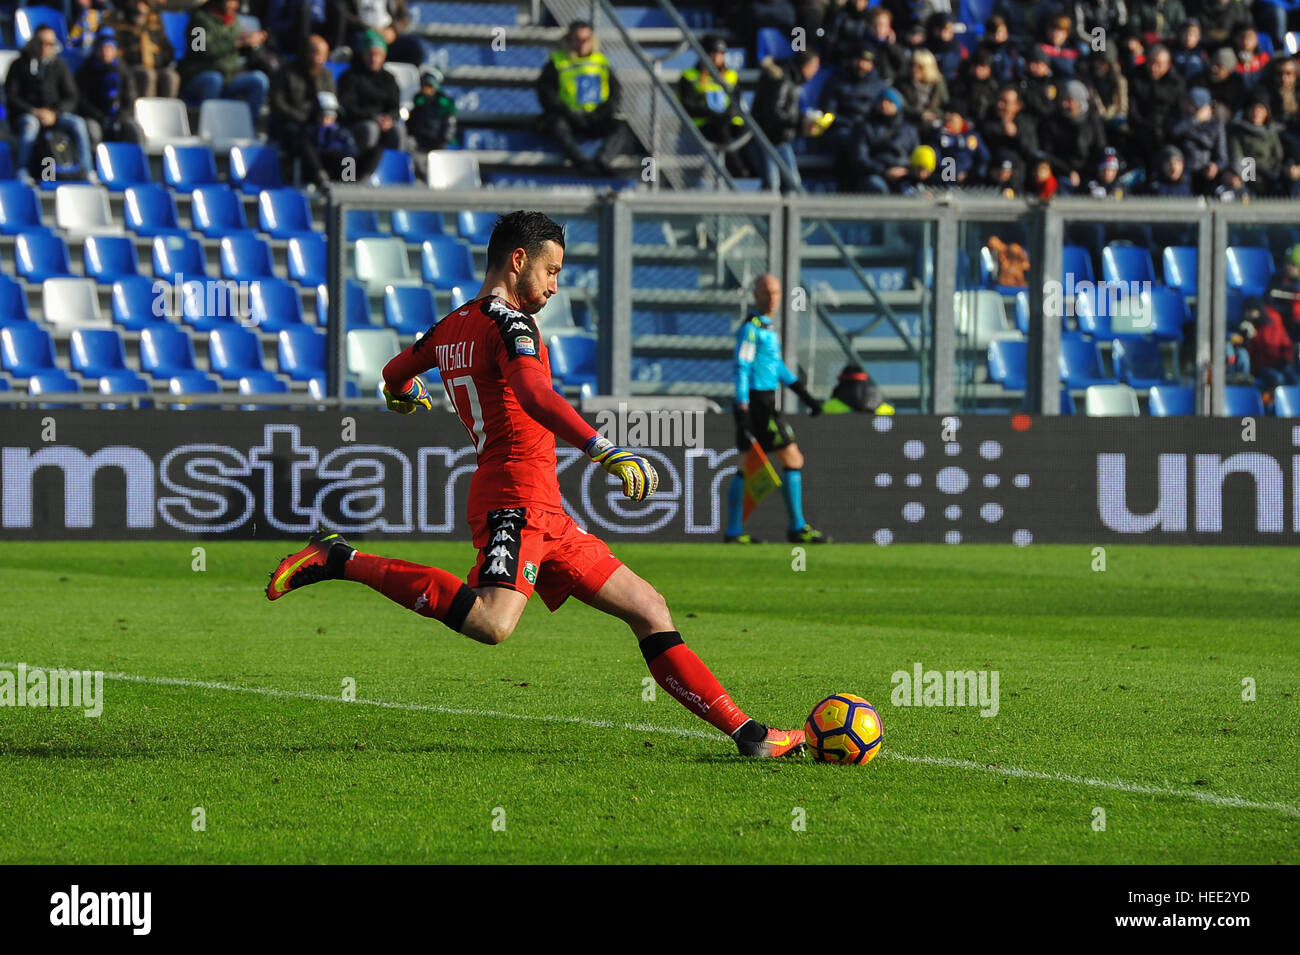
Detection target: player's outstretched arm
<box><xmin>382</xmin><ymin>341</ymin><xmax>438</xmax><ymax>413</ymax></box>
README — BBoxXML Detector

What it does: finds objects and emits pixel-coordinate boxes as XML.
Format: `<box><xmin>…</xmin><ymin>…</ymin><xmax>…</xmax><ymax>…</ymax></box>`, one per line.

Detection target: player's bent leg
<box><xmin>458</xmin><ymin>585</ymin><xmax>529</xmax><ymax>646</ymax></box>
<box><xmin>580</xmin><ymin>564</ymin><xmax>673</xmax><ymax>639</ymax></box>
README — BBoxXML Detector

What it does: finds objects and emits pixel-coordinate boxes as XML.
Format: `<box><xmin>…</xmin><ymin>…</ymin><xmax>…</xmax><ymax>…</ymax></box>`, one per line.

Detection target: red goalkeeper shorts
<box><xmin>466</xmin><ymin>506</ymin><xmax>623</xmax><ymax>611</ymax></box>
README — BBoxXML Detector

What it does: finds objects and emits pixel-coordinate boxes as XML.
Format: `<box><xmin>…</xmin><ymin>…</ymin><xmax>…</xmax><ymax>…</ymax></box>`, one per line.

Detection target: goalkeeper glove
<box><xmin>585</xmin><ymin>435</ymin><xmax>659</xmax><ymax>502</ymax></box>
<box><xmin>383</xmin><ymin>376</ymin><xmax>433</xmax><ymax>414</ymax></box>
<box><xmin>790</xmin><ymin>381</ymin><xmax>823</xmax><ymax>416</ymax></box>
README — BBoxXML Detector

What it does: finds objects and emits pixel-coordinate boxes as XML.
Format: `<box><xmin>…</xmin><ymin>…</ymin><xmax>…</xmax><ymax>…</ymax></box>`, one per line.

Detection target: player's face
<box><xmin>516</xmin><ymin>241</ymin><xmax>563</xmax><ymax>315</ymax></box>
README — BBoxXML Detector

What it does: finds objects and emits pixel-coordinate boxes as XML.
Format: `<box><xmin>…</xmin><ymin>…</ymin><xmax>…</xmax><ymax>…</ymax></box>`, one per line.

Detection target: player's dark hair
<box><xmin>486</xmin><ymin>211</ymin><xmax>566</xmax><ymax>271</ymax></box>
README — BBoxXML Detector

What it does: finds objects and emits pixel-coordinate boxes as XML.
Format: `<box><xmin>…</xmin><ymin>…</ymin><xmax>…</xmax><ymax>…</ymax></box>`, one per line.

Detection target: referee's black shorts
<box><xmin>739</xmin><ymin>390</ymin><xmax>796</xmax><ymax>453</ymax></box>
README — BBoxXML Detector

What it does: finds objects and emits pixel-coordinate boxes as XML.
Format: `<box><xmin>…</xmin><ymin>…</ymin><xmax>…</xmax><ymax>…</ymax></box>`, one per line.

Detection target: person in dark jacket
<box><xmin>821</xmin><ymin>49</ymin><xmax>885</xmax><ymax>129</ymax></box>
<box><xmin>74</xmin><ymin>31</ymin><xmax>142</xmax><ymax>146</ymax></box>
<box><xmin>1198</xmin><ymin>0</ymin><xmax>1251</xmax><ymax>48</ymax></box>
<box><xmin>109</xmin><ymin>0</ymin><xmax>179</xmax><ymax>99</ymax></box>
<box><xmin>536</xmin><ymin>19</ymin><xmax>634</xmax><ymax>175</ymax></box>
<box><xmin>5</xmin><ymin>27</ymin><xmax>95</xmax><ymax>177</ymax></box>
<box><xmin>1020</xmin><ymin>46</ymin><xmax>1061</xmax><ymax>121</ymax></box>
<box><xmin>981</xmin><ymin>16</ymin><xmax>1022</xmax><ymax>85</ymax></box>
<box><xmin>949</xmin><ymin>48</ymin><xmax>999</xmax><ymax>125</ymax></box>
<box><xmin>1128</xmin><ymin>0</ymin><xmax>1187</xmax><ymax>47</ymax></box>
<box><xmin>1128</xmin><ymin>43</ymin><xmax>1185</xmax><ymax>164</ymax></box>
<box><xmin>178</xmin><ymin>0</ymin><xmax>270</xmax><ymax>120</ymax></box>
<box><xmin>925</xmin><ymin>11</ymin><xmax>966</xmax><ymax>84</ymax></box>
<box><xmin>861</xmin><ymin>6</ymin><xmax>907</xmax><ymax>83</ymax></box>
<box><xmin>1167</xmin><ymin>86</ymin><xmax>1227</xmax><ymax>193</ymax></box>
<box><xmin>1142</xmin><ymin>143</ymin><xmax>1193</xmax><ymax>195</ymax></box>
<box><xmin>848</xmin><ymin>87</ymin><xmax>919</xmax><ymax>193</ymax></box>
<box><xmin>1170</xmin><ymin>18</ymin><xmax>1207</xmax><ymax>85</ymax></box>
<box><xmin>1038</xmin><ymin>78</ymin><xmax>1107</xmax><ymax>191</ymax></box>
<box><xmin>1228</xmin><ymin>96</ymin><xmax>1285</xmax><ymax>193</ymax></box>
<box><xmin>407</xmin><ymin>66</ymin><xmax>458</xmax><ymax>152</ymax></box>
<box><xmin>979</xmin><ymin>85</ymin><xmax>1041</xmax><ymax>173</ymax></box>
<box><xmin>337</xmin><ymin>29</ymin><xmax>408</xmax><ymax>154</ymax></box>
<box><xmin>751</xmin><ymin>50</ymin><xmax>819</xmax><ymax>191</ymax></box>
<box><xmin>825</xmin><ymin>0</ymin><xmax>875</xmax><ymax>67</ymax></box>
<box><xmin>269</xmin><ymin>33</ymin><xmax>339</xmax><ymax>189</ymax></box>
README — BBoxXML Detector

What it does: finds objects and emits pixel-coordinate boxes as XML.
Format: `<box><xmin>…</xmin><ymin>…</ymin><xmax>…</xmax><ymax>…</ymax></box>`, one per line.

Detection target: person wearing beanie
<box><xmin>1168</xmin><ymin>85</ymin><xmax>1228</xmax><ymax>194</ymax></box>
<box><xmin>1171</xmin><ymin>19</ymin><xmax>1208</xmax><ymax>85</ymax></box>
<box><xmin>845</xmin><ymin>87</ymin><xmax>919</xmax><ymax>193</ymax></box>
<box><xmin>1038</xmin><ymin>77</ymin><xmax>1107</xmax><ymax>191</ymax></box>
<box><xmin>1213</xmin><ymin>153</ymin><xmax>1256</xmax><ymax>202</ymax></box>
<box><xmin>925</xmin><ymin>11</ymin><xmax>966</xmax><ymax>84</ymax></box>
<box><xmin>900</xmin><ymin>143</ymin><xmax>939</xmax><ymax>196</ymax></box>
<box><xmin>1207</xmin><ymin>44</ymin><xmax>1249</xmax><ymax>114</ymax></box>
<box><xmin>338</xmin><ymin>28</ymin><xmax>409</xmax><ymax>155</ymax></box>
<box><xmin>74</xmin><ymin>30</ymin><xmax>142</xmax><ymax>147</ymax></box>
<box><xmin>1199</xmin><ymin>0</ymin><xmax>1252</xmax><ymax>48</ymax></box>
<box><xmin>1229</xmin><ymin>96</ymin><xmax>1285</xmax><ymax>192</ymax></box>
<box><xmin>825</xmin><ymin>0</ymin><xmax>875</xmax><ymax>68</ymax></box>
<box><xmin>822</xmin><ymin>49</ymin><xmax>885</xmax><ymax>130</ymax></box>
<box><xmin>1021</xmin><ymin>45</ymin><xmax>1061</xmax><ymax>121</ymax></box>
<box><xmin>407</xmin><ymin>66</ymin><xmax>458</xmax><ymax>154</ymax></box>
<box><xmin>949</xmin><ymin>48</ymin><xmax>1000</xmax><ymax>124</ymax></box>
<box><xmin>177</xmin><ymin>0</ymin><xmax>270</xmax><ymax>120</ymax></box>
<box><xmin>1086</xmin><ymin>147</ymin><xmax>1125</xmax><ymax>198</ymax></box>
<box><xmin>1129</xmin><ymin>44</ymin><xmax>1187</xmax><ymax>165</ymax></box>
<box><xmin>1143</xmin><ymin>144</ymin><xmax>1193</xmax><ymax>196</ymax></box>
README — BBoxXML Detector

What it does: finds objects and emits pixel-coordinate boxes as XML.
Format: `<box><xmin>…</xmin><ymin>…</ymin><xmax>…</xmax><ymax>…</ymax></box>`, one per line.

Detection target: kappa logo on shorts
<box><xmin>523</xmin><ymin>561</ymin><xmax>538</xmax><ymax>584</ymax></box>
<box><xmin>492</xmin><ymin>529</ymin><xmax>515</xmax><ymax>543</ymax></box>
<box><xmin>485</xmin><ymin>557</ymin><xmax>510</xmax><ymax>577</ymax></box>
<box><xmin>487</xmin><ymin>545</ymin><xmax>510</xmax><ymax>558</ymax></box>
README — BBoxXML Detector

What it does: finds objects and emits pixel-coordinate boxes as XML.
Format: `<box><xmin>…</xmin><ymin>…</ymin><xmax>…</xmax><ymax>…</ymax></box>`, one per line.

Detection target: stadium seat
<box><xmin>0</xmin><ymin>274</ymin><xmax>31</xmax><ymax>324</ymax></box>
<box><xmin>426</xmin><ymin>150</ymin><xmax>481</xmax><ymax>190</ymax></box>
<box><xmin>111</xmin><ymin>275</ymin><xmax>167</xmax><ymax>329</ymax></box>
<box><xmin>308</xmin><ymin>376</ymin><xmax>361</xmax><ymax>399</ymax></box>
<box><xmin>42</xmin><ymin>278</ymin><xmax>108</xmax><ymax>328</ymax></box>
<box><xmin>953</xmin><ymin>290</ymin><xmax>1013</xmax><ymax>347</ymax></box>
<box><xmin>287</xmin><ymin>233</ymin><xmax>327</xmax><ymax>286</ymax></box>
<box><xmin>248</xmin><ymin>277</ymin><xmax>306</xmax><ymax>331</ymax></box>
<box><xmin>0</xmin><ymin>180</ymin><xmax>45</xmax><ymax>235</ymax></box>
<box><xmin>1059</xmin><ymin>333</ymin><xmax>1112</xmax><ymax>388</ymax></box>
<box><xmin>0</xmin><ymin>141</ymin><xmax>13</xmax><ymax>180</ymax></box>
<box><xmin>344</xmin><ymin>279</ymin><xmax>372</xmax><ymax>328</ymax></box>
<box><xmin>369</xmin><ymin>149</ymin><xmax>416</xmax><ymax>186</ymax></box>
<box><xmin>1274</xmin><ymin>384</ymin><xmax>1300</xmax><ymax>417</ymax></box>
<box><xmin>535</xmin><ymin>290</ymin><xmax>575</xmax><ymax>330</ymax></box>
<box><xmin>257</xmin><ymin>187</ymin><xmax>315</xmax><ymax>239</ymax></box>
<box><xmin>69</xmin><ymin>328</ymin><xmax>130</xmax><ymax>378</ymax></box>
<box><xmin>383</xmin><ymin>284</ymin><xmax>438</xmax><ymax>334</ymax></box>
<box><xmin>208</xmin><ymin>325</ymin><xmax>265</xmax><ymax>380</ymax></box>
<box><xmin>161</xmin><ymin>10</ymin><xmax>189</xmax><ymax>60</ymax></box>
<box><xmin>1101</xmin><ymin>244</ymin><xmax>1157</xmax><ymax>285</ymax></box>
<box><xmin>1060</xmin><ymin>388</ymin><xmax>1077</xmax><ymax>415</ymax></box>
<box><xmin>94</xmin><ymin>142</ymin><xmax>151</xmax><ymax>192</ymax></box>
<box><xmin>54</xmin><ymin>184</ymin><xmax>122</xmax><ymax>238</ymax></box>
<box><xmin>756</xmin><ymin>27</ymin><xmax>790</xmax><ymax>62</ymax></box>
<box><xmin>83</xmin><ymin>235</ymin><xmax>141</xmax><ymax>282</ymax></box>
<box><xmin>162</xmin><ymin>144</ymin><xmax>219</xmax><ymax>191</ymax></box>
<box><xmin>197</xmin><ymin>99</ymin><xmax>258</xmax><ymax>153</ymax></box>
<box><xmin>15</xmin><ymin>7</ymin><xmax>69</xmax><ymax>46</ymax></box>
<box><xmin>1111</xmin><ymin>338</ymin><xmax>1169</xmax><ymax>389</ymax></box>
<box><xmin>123</xmin><ymin>184</ymin><xmax>185</xmax><ymax>237</ymax></box>
<box><xmin>219</xmin><ymin>234</ymin><xmax>274</xmax><ymax>280</ymax></box>
<box><xmin>167</xmin><ymin>371</ymin><xmax>222</xmax><ymax>406</ymax></box>
<box><xmin>181</xmin><ymin>278</ymin><xmax>244</xmax><ymax>328</ymax></box>
<box><xmin>1062</xmin><ymin>244</ymin><xmax>1095</xmax><ymax>285</ymax></box>
<box><xmin>391</xmin><ymin>209</ymin><xmax>446</xmax><ymax>242</ymax></box>
<box><xmin>1225</xmin><ymin>247</ymin><xmax>1275</xmax><ymax>297</ymax></box>
<box><xmin>1161</xmin><ymin>246</ymin><xmax>1198</xmax><ymax>294</ymax></box>
<box><xmin>134</xmin><ymin>97</ymin><xmax>202</xmax><ymax>153</ymax></box>
<box><xmin>1224</xmin><ymin>385</ymin><xmax>1265</xmax><ymax>417</ymax></box>
<box><xmin>141</xmin><ymin>325</ymin><xmax>200</xmax><ymax>378</ymax></box>
<box><xmin>457</xmin><ymin>210</ymin><xmax>496</xmax><ymax>245</ymax></box>
<box><xmin>1148</xmin><ymin>285</ymin><xmax>1190</xmax><ymax>341</ymax></box>
<box><xmin>384</xmin><ymin>61</ymin><xmax>421</xmax><ymax>114</ymax></box>
<box><xmin>346</xmin><ymin>328</ymin><xmax>400</xmax><ymax>385</ymax></box>
<box><xmin>0</xmin><ymin>52</ymin><xmax>18</xmax><ymax>88</ymax></box>
<box><xmin>1074</xmin><ymin>285</ymin><xmax>1114</xmax><ymax>339</ymax></box>
<box><xmin>27</xmin><ymin>369</ymin><xmax>81</xmax><ymax>396</ymax></box>
<box><xmin>1148</xmin><ymin>384</ymin><xmax>1196</xmax><ymax>416</ymax></box>
<box><xmin>1084</xmin><ymin>383</ymin><xmax>1141</xmax><ymax>416</ymax></box>
<box><xmin>420</xmin><ymin>236</ymin><xmax>476</xmax><ymax>288</ymax></box>
<box><xmin>987</xmin><ymin>338</ymin><xmax>1028</xmax><ymax>391</ymax></box>
<box><xmin>238</xmin><ymin>371</ymin><xmax>289</xmax><ymax>397</ymax></box>
<box><xmin>1</xmin><ymin>323</ymin><xmax>59</xmax><ymax>376</ymax></box>
<box><xmin>16</xmin><ymin>231</ymin><xmax>74</xmax><ymax>282</ymax></box>
<box><xmin>97</xmin><ymin>371</ymin><xmax>152</xmax><ymax>407</ymax></box>
<box><xmin>547</xmin><ymin>334</ymin><xmax>598</xmax><ymax>390</ymax></box>
<box><xmin>229</xmin><ymin>144</ymin><xmax>283</xmax><ymax>195</ymax></box>
<box><xmin>1013</xmin><ymin>289</ymin><xmax>1031</xmax><ymax>334</ymax></box>
<box><xmin>355</xmin><ymin>237</ymin><xmax>417</xmax><ymax>292</ymax></box>
<box><xmin>345</xmin><ymin>209</ymin><xmax>386</xmax><ymax>241</ymax></box>
<box><xmin>190</xmin><ymin>184</ymin><xmax>255</xmax><ymax>237</ymax></box>
<box><xmin>152</xmin><ymin>234</ymin><xmax>207</xmax><ymax>282</ymax></box>
<box><xmin>277</xmin><ymin>327</ymin><xmax>326</xmax><ymax>381</ymax></box>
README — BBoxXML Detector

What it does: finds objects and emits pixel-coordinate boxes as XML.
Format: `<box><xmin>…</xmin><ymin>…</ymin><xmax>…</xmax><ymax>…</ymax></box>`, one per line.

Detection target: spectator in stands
<box><xmin>347</xmin><ymin>0</ymin><xmax>423</xmax><ymax>66</ymax></box>
<box><xmin>981</xmin><ymin>16</ymin><xmax>1023</xmax><ymax>85</ymax></box>
<box><xmin>821</xmin><ymin>49</ymin><xmax>885</xmax><ymax>129</ymax></box>
<box><xmin>990</xmin><ymin>155</ymin><xmax>1025</xmax><ymax>195</ymax></box>
<box><xmin>980</xmin><ymin>85</ymin><xmax>1040</xmax><ymax>172</ymax></box>
<box><xmin>338</xmin><ymin>30</ymin><xmax>409</xmax><ymax>156</ymax></box>
<box><xmin>1200</xmin><ymin>0</ymin><xmax>1252</xmax><ymax>48</ymax></box>
<box><xmin>1168</xmin><ymin>86</ymin><xmax>1226</xmax><ymax>192</ymax></box>
<box><xmin>69</xmin><ymin>1</ymin><xmax>113</xmax><ymax>59</ymax></box>
<box><xmin>537</xmin><ymin>20</ymin><xmax>634</xmax><ymax>176</ymax></box>
<box><xmin>407</xmin><ymin>66</ymin><xmax>458</xmax><ymax>154</ymax></box>
<box><xmin>950</xmin><ymin>48</ymin><xmax>999</xmax><ymax>124</ymax></box>
<box><xmin>1029</xmin><ymin>157</ymin><xmax>1059</xmax><ymax>199</ymax></box>
<box><xmin>5</xmin><ymin>26</ymin><xmax>95</xmax><ymax>179</ymax></box>
<box><xmin>925</xmin><ymin>12</ymin><xmax>966</xmax><ymax>84</ymax></box>
<box><xmin>896</xmin><ymin>48</ymin><xmax>947</xmax><ymax>125</ymax></box>
<box><xmin>928</xmin><ymin>108</ymin><xmax>989</xmax><ymax>184</ymax></box>
<box><xmin>1207</xmin><ymin>45</ymin><xmax>1248</xmax><ymax>114</ymax></box>
<box><xmin>1074</xmin><ymin>0</ymin><xmax>1128</xmax><ymax>39</ymax></box>
<box><xmin>178</xmin><ymin>0</ymin><xmax>271</xmax><ymax>123</ymax></box>
<box><xmin>1170</xmin><ymin>18</ymin><xmax>1208</xmax><ymax>84</ymax></box>
<box><xmin>269</xmin><ymin>32</ymin><xmax>338</xmax><ymax>189</ymax></box>
<box><xmin>1213</xmin><ymin>154</ymin><xmax>1255</xmax><ymax>199</ymax></box>
<box><xmin>1128</xmin><ymin>43</ymin><xmax>1185</xmax><ymax>163</ymax></box>
<box><xmin>75</xmin><ymin>32</ymin><xmax>143</xmax><ymax>146</ymax></box>
<box><xmin>1142</xmin><ymin>143</ymin><xmax>1193</xmax><ymax>194</ymax></box>
<box><xmin>825</xmin><ymin>0</ymin><xmax>875</xmax><ymax>66</ymax></box>
<box><xmin>1082</xmin><ymin>50</ymin><xmax>1130</xmax><ymax>130</ymax></box>
<box><xmin>314</xmin><ymin>90</ymin><xmax>381</xmax><ymax>183</ymax></box>
<box><xmin>991</xmin><ymin>0</ymin><xmax>1042</xmax><ymax>41</ymax></box>
<box><xmin>719</xmin><ymin>0</ymin><xmax>796</xmax><ymax>61</ymax></box>
<box><xmin>862</xmin><ymin>6</ymin><xmax>906</xmax><ymax>82</ymax></box>
<box><xmin>752</xmin><ymin>49</ymin><xmax>819</xmax><ymax>192</ymax></box>
<box><xmin>679</xmin><ymin>35</ymin><xmax>752</xmax><ymax>178</ymax></box>
<box><xmin>110</xmin><ymin>0</ymin><xmax>179</xmax><ymax>99</ymax></box>
<box><xmin>847</xmin><ymin>87</ymin><xmax>918</xmax><ymax>192</ymax></box>
<box><xmin>1265</xmin><ymin>246</ymin><xmax>1300</xmax><ymax>340</ymax></box>
<box><xmin>1039</xmin><ymin>14</ymin><xmax>1080</xmax><ymax>77</ymax></box>
<box><xmin>899</xmin><ymin>143</ymin><xmax>939</xmax><ymax>196</ymax></box>
<box><xmin>1086</xmin><ymin>146</ymin><xmax>1127</xmax><ymax>196</ymax></box>
<box><xmin>1039</xmin><ymin>78</ymin><xmax>1107</xmax><ymax>190</ymax></box>
<box><xmin>1232</xmin><ymin>27</ymin><xmax>1269</xmax><ymax>89</ymax></box>
<box><xmin>1129</xmin><ymin>0</ymin><xmax>1187</xmax><ymax>48</ymax></box>
<box><xmin>1234</xmin><ymin>297</ymin><xmax>1298</xmax><ymax>390</ymax></box>
<box><xmin>1266</xmin><ymin>57</ymin><xmax>1300</xmax><ymax>160</ymax></box>
<box><xmin>1020</xmin><ymin>47</ymin><xmax>1062</xmax><ymax>120</ymax></box>
<box><xmin>1229</xmin><ymin>96</ymin><xmax>1285</xmax><ymax>191</ymax></box>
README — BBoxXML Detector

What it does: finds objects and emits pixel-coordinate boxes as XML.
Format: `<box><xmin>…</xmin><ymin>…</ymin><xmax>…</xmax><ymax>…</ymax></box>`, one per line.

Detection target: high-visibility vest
<box><xmin>682</xmin><ymin>65</ymin><xmax>743</xmax><ymax>126</ymax></box>
<box><xmin>550</xmin><ymin>49</ymin><xmax>612</xmax><ymax>112</ymax></box>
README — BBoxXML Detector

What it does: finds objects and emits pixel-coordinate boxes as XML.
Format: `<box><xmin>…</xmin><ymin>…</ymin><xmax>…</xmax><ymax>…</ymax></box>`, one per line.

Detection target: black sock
<box><xmin>731</xmin><ymin>718</ymin><xmax>767</xmax><ymax>744</ymax></box>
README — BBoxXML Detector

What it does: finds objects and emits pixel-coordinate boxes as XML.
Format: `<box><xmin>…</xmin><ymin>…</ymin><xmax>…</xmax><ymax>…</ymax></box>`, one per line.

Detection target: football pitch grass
<box><xmin>1</xmin><ymin>541</ymin><xmax>1296</xmax><ymax>865</ymax></box>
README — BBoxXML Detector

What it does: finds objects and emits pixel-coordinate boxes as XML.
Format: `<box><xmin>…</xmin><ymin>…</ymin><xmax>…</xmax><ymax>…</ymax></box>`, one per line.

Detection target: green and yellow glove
<box><xmin>383</xmin><ymin>376</ymin><xmax>433</xmax><ymax>414</ymax></box>
<box><xmin>585</xmin><ymin>435</ymin><xmax>659</xmax><ymax>502</ymax></box>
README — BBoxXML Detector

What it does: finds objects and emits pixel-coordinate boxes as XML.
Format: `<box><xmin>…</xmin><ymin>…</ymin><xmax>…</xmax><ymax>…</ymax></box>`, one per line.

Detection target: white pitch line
<box><xmin>5</xmin><ymin>663</ymin><xmax>1298</xmax><ymax>818</ymax></box>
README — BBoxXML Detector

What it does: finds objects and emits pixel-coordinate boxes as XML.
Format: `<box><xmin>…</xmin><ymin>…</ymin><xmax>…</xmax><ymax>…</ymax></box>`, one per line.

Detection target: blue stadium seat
<box><xmin>420</xmin><ymin>236</ymin><xmax>476</xmax><ymax>288</ymax></box>
<box><xmin>384</xmin><ymin>284</ymin><xmax>438</xmax><ymax>334</ymax></box>
<box><xmin>140</xmin><ymin>325</ymin><xmax>200</xmax><ymax>378</ymax></box>
<box><xmin>238</xmin><ymin>371</ymin><xmax>289</xmax><ymax>397</ymax></box>
<box><xmin>1225</xmin><ymin>247</ymin><xmax>1275</xmax><ymax>297</ymax></box>
<box><xmin>308</xmin><ymin>377</ymin><xmax>361</xmax><ymax>399</ymax></box>
<box><xmin>408</xmin><ymin>2</ymin><xmax>517</xmax><ymax>26</ymax></box>
<box><xmin>1062</xmin><ymin>244</ymin><xmax>1095</xmax><ymax>285</ymax></box>
<box><xmin>152</xmin><ymin>233</ymin><xmax>207</xmax><ymax>282</ymax></box>
<box><xmin>1012</xmin><ymin>289</ymin><xmax>1030</xmax><ymax>334</ymax></box>
<box><xmin>391</xmin><ymin>209</ymin><xmax>446</xmax><ymax>243</ymax></box>
<box><xmin>1059</xmin><ymin>333</ymin><xmax>1112</xmax><ymax>388</ymax></box>
<box><xmin>111</xmin><ymin>276</ymin><xmax>167</xmax><ymax>330</ymax></box>
<box><xmin>346</xmin><ymin>208</ymin><xmax>386</xmax><ymax>241</ymax></box>
<box><xmin>15</xmin><ymin>230</ymin><xmax>73</xmax><ymax>282</ymax></box>
<box><xmin>1224</xmin><ymin>385</ymin><xmax>1265</xmax><ymax>417</ymax></box>
<box><xmin>1148</xmin><ymin>285</ymin><xmax>1190</xmax><ymax>341</ymax></box>
<box><xmin>457</xmin><ymin>210</ymin><xmax>496</xmax><ymax>245</ymax></box>
<box><xmin>547</xmin><ymin>334</ymin><xmax>597</xmax><ymax>390</ymax></box>
<box><xmin>0</xmin><ymin>180</ymin><xmax>44</xmax><ymax>234</ymax></box>
<box><xmin>1059</xmin><ymin>388</ymin><xmax>1077</xmax><ymax>415</ymax></box>
<box><xmin>181</xmin><ymin>279</ymin><xmax>243</xmax><ymax>329</ymax></box>
<box><xmin>27</xmin><ymin>370</ymin><xmax>81</xmax><ymax>396</ymax></box>
<box><xmin>124</xmin><ymin>184</ymin><xmax>185</xmax><ymax>236</ymax></box>
<box><xmin>162</xmin><ymin>144</ymin><xmax>219</xmax><ymax>190</ymax></box>
<box><xmin>1161</xmin><ymin>246</ymin><xmax>1198</xmax><ymax>294</ymax></box>
<box><xmin>756</xmin><ymin>27</ymin><xmax>791</xmax><ymax>62</ymax></box>
<box><xmin>0</xmin><ymin>274</ymin><xmax>31</xmax><ymax>324</ymax></box>
<box><xmin>1101</xmin><ymin>244</ymin><xmax>1157</xmax><ymax>285</ymax></box>
<box><xmin>1111</xmin><ymin>338</ymin><xmax>1169</xmax><ymax>389</ymax></box>
<box><xmin>190</xmin><ymin>183</ymin><xmax>255</xmax><ymax>237</ymax></box>
<box><xmin>287</xmin><ymin>233</ymin><xmax>327</xmax><ymax>286</ymax></box>
<box><xmin>95</xmin><ymin>142</ymin><xmax>152</xmax><ymax>192</ymax></box>
<box><xmin>1</xmin><ymin>323</ymin><xmax>58</xmax><ymax>376</ymax></box>
<box><xmin>208</xmin><ymin>325</ymin><xmax>265</xmax><ymax>380</ymax></box>
<box><xmin>369</xmin><ymin>149</ymin><xmax>416</xmax><ymax>186</ymax></box>
<box><xmin>83</xmin><ymin>235</ymin><xmax>141</xmax><ymax>282</ymax></box>
<box><xmin>258</xmin><ymin>187</ymin><xmax>315</xmax><ymax>239</ymax></box>
<box><xmin>248</xmin><ymin>277</ymin><xmax>306</xmax><ymax>331</ymax></box>
<box><xmin>987</xmin><ymin>338</ymin><xmax>1028</xmax><ymax>390</ymax></box>
<box><xmin>161</xmin><ymin>11</ymin><xmax>189</xmax><ymax>60</ymax></box>
<box><xmin>277</xmin><ymin>327</ymin><xmax>326</xmax><ymax>382</ymax></box>
<box><xmin>1074</xmin><ymin>284</ymin><xmax>1115</xmax><ymax>339</ymax></box>
<box><xmin>0</xmin><ymin>142</ymin><xmax>13</xmax><ymax>180</ymax></box>
<box><xmin>229</xmin><ymin>144</ymin><xmax>283</xmax><ymax>194</ymax></box>
<box><xmin>69</xmin><ymin>327</ymin><xmax>129</xmax><ymax>378</ymax></box>
<box><xmin>801</xmin><ymin>64</ymin><xmax>833</xmax><ymax>113</ymax></box>
<box><xmin>219</xmin><ymin>233</ymin><xmax>274</xmax><ymax>280</ymax></box>
<box><xmin>1148</xmin><ymin>384</ymin><xmax>1195</xmax><ymax>416</ymax></box>
<box><xmin>16</xmin><ymin>7</ymin><xmax>68</xmax><ymax>47</ymax></box>
<box><xmin>344</xmin><ymin>279</ymin><xmax>372</xmax><ymax>328</ymax></box>
<box><xmin>167</xmin><ymin>372</ymin><xmax>222</xmax><ymax>406</ymax></box>
<box><xmin>98</xmin><ymin>371</ymin><xmax>152</xmax><ymax>403</ymax></box>
<box><xmin>1274</xmin><ymin>384</ymin><xmax>1300</xmax><ymax>417</ymax></box>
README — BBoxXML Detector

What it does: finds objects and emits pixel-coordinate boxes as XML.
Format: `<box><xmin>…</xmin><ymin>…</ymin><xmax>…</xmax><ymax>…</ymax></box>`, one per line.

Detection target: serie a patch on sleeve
<box><xmin>485</xmin><ymin>298</ymin><xmax>542</xmax><ymax>361</ymax></box>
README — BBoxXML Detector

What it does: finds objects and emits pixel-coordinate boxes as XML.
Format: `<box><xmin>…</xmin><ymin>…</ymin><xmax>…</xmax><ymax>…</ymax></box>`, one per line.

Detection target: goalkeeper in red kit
<box><xmin>266</xmin><ymin>210</ymin><xmax>805</xmax><ymax>758</ymax></box>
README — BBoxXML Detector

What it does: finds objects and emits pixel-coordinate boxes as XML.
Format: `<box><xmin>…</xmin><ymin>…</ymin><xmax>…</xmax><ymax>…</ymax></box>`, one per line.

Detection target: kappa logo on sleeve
<box><xmin>485</xmin><ymin>298</ymin><xmax>541</xmax><ymax>362</ymax></box>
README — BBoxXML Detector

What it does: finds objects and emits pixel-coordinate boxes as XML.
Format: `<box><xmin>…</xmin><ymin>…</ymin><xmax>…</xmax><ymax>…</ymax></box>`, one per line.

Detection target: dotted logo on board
<box><xmin>868</xmin><ymin>416</ymin><xmax>1033</xmax><ymax>545</ymax></box>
